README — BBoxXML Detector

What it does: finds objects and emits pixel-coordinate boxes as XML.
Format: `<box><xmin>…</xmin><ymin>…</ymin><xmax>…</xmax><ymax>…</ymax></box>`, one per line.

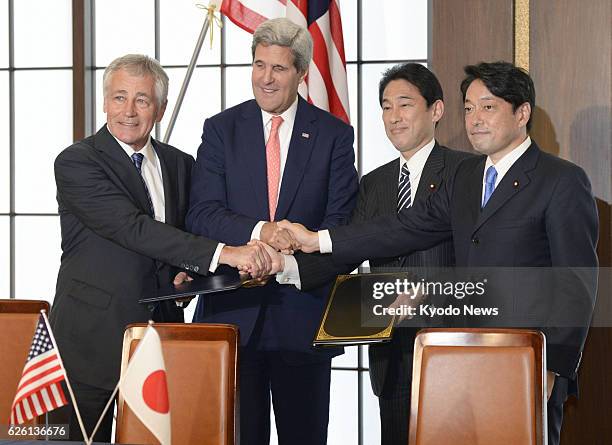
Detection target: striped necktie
<box><xmin>131</xmin><ymin>152</ymin><xmax>155</xmax><ymax>217</ymax></box>
<box><xmin>397</xmin><ymin>163</ymin><xmax>411</xmax><ymax>211</ymax></box>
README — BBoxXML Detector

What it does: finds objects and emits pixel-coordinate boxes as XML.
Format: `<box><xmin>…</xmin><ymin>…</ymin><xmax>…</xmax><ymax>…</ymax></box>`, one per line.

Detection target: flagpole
<box><xmin>86</xmin><ymin>383</ymin><xmax>120</xmax><ymax>445</ymax></box>
<box><xmin>41</xmin><ymin>311</ymin><xmax>90</xmax><ymax>443</ymax></box>
<box><xmin>87</xmin><ymin>322</ymin><xmax>157</xmax><ymax>444</ymax></box>
<box><xmin>162</xmin><ymin>0</ymin><xmax>223</xmax><ymax>143</ymax></box>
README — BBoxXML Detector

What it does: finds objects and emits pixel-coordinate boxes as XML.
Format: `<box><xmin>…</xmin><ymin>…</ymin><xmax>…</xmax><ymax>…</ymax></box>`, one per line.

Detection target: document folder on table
<box><xmin>313</xmin><ymin>274</ymin><xmax>396</xmax><ymax>346</ymax></box>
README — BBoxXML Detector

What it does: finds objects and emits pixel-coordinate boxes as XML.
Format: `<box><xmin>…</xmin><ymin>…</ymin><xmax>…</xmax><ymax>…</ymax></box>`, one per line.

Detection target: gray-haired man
<box><xmin>186</xmin><ymin>18</ymin><xmax>359</xmax><ymax>445</ymax></box>
<box><xmin>51</xmin><ymin>54</ymin><xmax>271</xmax><ymax>442</ymax></box>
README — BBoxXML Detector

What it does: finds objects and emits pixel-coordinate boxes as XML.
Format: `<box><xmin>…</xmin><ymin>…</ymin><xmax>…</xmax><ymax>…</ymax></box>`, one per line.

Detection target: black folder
<box><xmin>313</xmin><ymin>274</ymin><xmax>396</xmax><ymax>346</ymax></box>
<box><xmin>138</xmin><ymin>270</ymin><xmax>244</xmax><ymax>304</ymax></box>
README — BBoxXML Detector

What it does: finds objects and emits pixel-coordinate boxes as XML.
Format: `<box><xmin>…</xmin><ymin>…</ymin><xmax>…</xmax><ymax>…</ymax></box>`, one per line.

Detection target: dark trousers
<box><xmin>49</xmin><ymin>380</ymin><xmax>114</xmax><ymax>442</ymax></box>
<box><xmin>239</xmin><ymin>348</ymin><xmax>332</xmax><ymax>445</ymax></box>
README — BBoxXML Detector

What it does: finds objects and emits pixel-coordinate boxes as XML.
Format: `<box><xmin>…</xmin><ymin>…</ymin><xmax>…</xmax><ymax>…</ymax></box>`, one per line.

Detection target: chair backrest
<box><xmin>409</xmin><ymin>328</ymin><xmax>547</xmax><ymax>445</ymax></box>
<box><xmin>116</xmin><ymin>323</ymin><xmax>239</xmax><ymax>445</ymax></box>
<box><xmin>0</xmin><ymin>299</ymin><xmax>50</xmax><ymax>428</ymax></box>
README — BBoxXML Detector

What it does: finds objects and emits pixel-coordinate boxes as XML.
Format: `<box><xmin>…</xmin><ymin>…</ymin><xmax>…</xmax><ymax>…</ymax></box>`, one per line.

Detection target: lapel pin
<box><xmin>513</xmin><ymin>180</ymin><xmax>519</xmax><ymax>188</ymax></box>
<box><xmin>301</xmin><ymin>132</ymin><xmax>310</xmax><ymax>139</ymax></box>
<box><xmin>429</xmin><ymin>183</ymin><xmax>436</xmax><ymax>190</ymax></box>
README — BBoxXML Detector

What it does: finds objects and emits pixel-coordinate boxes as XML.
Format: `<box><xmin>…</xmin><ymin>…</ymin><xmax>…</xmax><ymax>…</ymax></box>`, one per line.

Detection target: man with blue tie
<box><xmin>185</xmin><ymin>18</ymin><xmax>358</xmax><ymax>445</ymax></box>
<box><xmin>280</xmin><ymin>61</ymin><xmax>599</xmax><ymax>445</ymax></box>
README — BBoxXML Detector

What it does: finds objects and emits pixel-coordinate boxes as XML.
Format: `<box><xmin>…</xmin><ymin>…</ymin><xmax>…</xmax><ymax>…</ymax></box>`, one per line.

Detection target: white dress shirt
<box><xmin>114</xmin><ymin>135</ymin><xmax>166</xmax><ymax>223</ymax></box>
<box><xmin>398</xmin><ymin>137</ymin><xmax>436</xmax><ymax>207</ymax></box>
<box><xmin>320</xmin><ymin>136</ymin><xmax>533</xmax><ymax>254</ymax></box>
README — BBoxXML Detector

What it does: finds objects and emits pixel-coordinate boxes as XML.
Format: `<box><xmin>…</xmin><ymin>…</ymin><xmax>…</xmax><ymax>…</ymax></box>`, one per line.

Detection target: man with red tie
<box><xmin>185</xmin><ymin>18</ymin><xmax>358</xmax><ymax>445</ymax></box>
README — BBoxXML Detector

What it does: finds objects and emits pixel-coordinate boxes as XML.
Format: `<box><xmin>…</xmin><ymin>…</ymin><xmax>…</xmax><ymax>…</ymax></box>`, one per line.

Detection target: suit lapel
<box><xmin>237</xmin><ymin>101</ymin><xmax>269</xmax><ymax>219</ymax></box>
<box><xmin>154</xmin><ymin>140</ymin><xmax>177</xmax><ymax>227</ymax></box>
<box><xmin>275</xmin><ymin>97</ymin><xmax>317</xmax><ymax>220</ymax></box>
<box><xmin>464</xmin><ymin>157</ymin><xmax>486</xmax><ymax>228</ymax></box>
<box><xmin>473</xmin><ymin>144</ymin><xmax>538</xmax><ymax>232</ymax></box>
<box><xmin>414</xmin><ymin>143</ymin><xmax>444</xmax><ymax>202</ymax></box>
<box><xmin>95</xmin><ymin>126</ymin><xmax>153</xmax><ymax>216</ymax></box>
<box><xmin>377</xmin><ymin>161</ymin><xmax>400</xmax><ymax>216</ymax></box>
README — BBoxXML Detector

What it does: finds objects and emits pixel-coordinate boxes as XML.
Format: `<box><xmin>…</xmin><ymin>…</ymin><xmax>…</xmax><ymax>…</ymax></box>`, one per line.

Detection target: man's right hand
<box><xmin>219</xmin><ymin>240</ymin><xmax>272</xmax><ymax>278</ymax></box>
<box><xmin>276</xmin><ymin>220</ymin><xmax>320</xmax><ymax>253</ymax></box>
<box><xmin>260</xmin><ymin>222</ymin><xmax>300</xmax><ymax>254</ymax></box>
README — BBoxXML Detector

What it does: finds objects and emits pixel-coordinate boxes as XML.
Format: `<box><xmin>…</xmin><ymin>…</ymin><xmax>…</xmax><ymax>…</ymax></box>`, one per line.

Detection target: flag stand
<box><xmin>162</xmin><ymin>0</ymin><xmax>222</xmax><ymax>143</ymax></box>
<box><xmin>86</xmin><ymin>383</ymin><xmax>120</xmax><ymax>445</ymax></box>
<box><xmin>41</xmin><ymin>311</ymin><xmax>90</xmax><ymax>442</ymax></box>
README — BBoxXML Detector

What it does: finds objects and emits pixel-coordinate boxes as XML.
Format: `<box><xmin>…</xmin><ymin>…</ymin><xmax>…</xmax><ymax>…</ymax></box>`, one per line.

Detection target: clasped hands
<box><xmin>174</xmin><ymin>220</ymin><xmax>318</xmax><ymax>290</ymax></box>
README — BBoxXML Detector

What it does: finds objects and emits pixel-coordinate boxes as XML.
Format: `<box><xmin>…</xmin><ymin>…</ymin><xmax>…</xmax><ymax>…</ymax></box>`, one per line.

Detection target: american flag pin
<box><xmin>302</xmin><ymin>132</ymin><xmax>310</xmax><ymax>138</ymax></box>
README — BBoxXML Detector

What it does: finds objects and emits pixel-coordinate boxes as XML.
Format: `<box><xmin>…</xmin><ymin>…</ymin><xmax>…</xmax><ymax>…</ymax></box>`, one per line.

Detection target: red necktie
<box><xmin>266</xmin><ymin>115</ymin><xmax>283</xmax><ymax>221</ymax></box>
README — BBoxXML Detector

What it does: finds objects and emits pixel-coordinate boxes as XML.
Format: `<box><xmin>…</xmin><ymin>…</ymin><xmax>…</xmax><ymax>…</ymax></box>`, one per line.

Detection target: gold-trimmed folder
<box><xmin>313</xmin><ymin>274</ymin><xmax>396</xmax><ymax>346</ymax></box>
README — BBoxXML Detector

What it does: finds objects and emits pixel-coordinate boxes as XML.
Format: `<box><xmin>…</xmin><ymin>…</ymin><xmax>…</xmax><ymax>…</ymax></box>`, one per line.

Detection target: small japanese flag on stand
<box><xmin>119</xmin><ymin>325</ymin><xmax>171</xmax><ymax>445</ymax></box>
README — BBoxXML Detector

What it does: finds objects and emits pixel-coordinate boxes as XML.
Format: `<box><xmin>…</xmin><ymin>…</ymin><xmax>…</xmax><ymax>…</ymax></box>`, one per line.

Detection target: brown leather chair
<box><xmin>116</xmin><ymin>323</ymin><xmax>239</xmax><ymax>445</ymax></box>
<box><xmin>409</xmin><ymin>328</ymin><xmax>547</xmax><ymax>445</ymax></box>
<box><xmin>0</xmin><ymin>299</ymin><xmax>50</xmax><ymax>429</ymax></box>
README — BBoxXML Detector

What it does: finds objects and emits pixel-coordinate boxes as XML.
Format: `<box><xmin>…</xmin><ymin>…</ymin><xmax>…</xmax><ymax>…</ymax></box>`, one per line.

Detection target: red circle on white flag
<box><xmin>142</xmin><ymin>369</ymin><xmax>170</xmax><ymax>413</ymax></box>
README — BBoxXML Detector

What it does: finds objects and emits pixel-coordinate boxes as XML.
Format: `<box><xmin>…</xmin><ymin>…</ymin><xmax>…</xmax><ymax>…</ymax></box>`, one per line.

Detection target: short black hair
<box><xmin>460</xmin><ymin>61</ymin><xmax>535</xmax><ymax>130</ymax></box>
<box><xmin>379</xmin><ymin>63</ymin><xmax>443</xmax><ymax>108</ymax></box>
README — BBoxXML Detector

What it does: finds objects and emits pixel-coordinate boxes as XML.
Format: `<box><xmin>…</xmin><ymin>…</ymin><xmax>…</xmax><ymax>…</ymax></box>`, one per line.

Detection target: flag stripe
<box><xmin>311</xmin><ymin>11</ymin><xmax>349</xmax><ymax>118</ymax></box>
<box><xmin>40</xmin><ymin>387</ymin><xmax>53</xmax><ymax>410</ymax></box>
<box><xmin>31</xmin><ymin>393</ymin><xmax>43</xmax><ymax>416</ymax></box>
<box><xmin>18</xmin><ymin>361</ymin><xmax>63</xmax><ymax>393</ymax></box>
<box><xmin>309</xmin><ymin>21</ymin><xmax>348</xmax><ymax>122</ymax></box>
<box><xmin>20</xmin><ymin>351</ymin><xmax>58</xmax><ymax>379</ymax></box>
<box><xmin>15</xmin><ymin>368</ymin><xmax>65</xmax><ymax>402</ymax></box>
<box><xmin>328</xmin><ymin>0</ymin><xmax>345</xmax><ymax>63</ymax></box>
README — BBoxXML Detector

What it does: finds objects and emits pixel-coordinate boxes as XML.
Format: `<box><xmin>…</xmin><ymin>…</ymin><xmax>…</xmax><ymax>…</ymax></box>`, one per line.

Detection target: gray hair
<box><xmin>251</xmin><ymin>18</ymin><xmax>313</xmax><ymax>74</ymax></box>
<box><xmin>103</xmin><ymin>54</ymin><xmax>169</xmax><ymax>106</ymax></box>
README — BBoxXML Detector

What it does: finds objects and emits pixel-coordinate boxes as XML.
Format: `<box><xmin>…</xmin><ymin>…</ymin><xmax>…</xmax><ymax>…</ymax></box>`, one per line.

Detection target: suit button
<box><xmin>472</xmin><ymin>237</ymin><xmax>479</xmax><ymax>245</ymax></box>
<box><xmin>180</xmin><ymin>263</ymin><xmax>185</xmax><ymax>268</ymax></box>
<box><xmin>193</xmin><ymin>266</ymin><xmax>199</xmax><ymax>273</ymax></box>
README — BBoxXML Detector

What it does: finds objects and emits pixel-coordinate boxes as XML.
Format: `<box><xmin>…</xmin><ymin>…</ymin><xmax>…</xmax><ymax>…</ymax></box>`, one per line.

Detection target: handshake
<box><xmin>216</xmin><ymin>220</ymin><xmax>320</xmax><ymax>279</ymax></box>
<box><xmin>174</xmin><ymin>221</ymin><xmax>321</xmax><ymax>287</ymax></box>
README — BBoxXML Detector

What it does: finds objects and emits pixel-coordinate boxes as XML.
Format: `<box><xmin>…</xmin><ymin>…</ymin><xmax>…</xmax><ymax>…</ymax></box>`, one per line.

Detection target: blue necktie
<box><xmin>397</xmin><ymin>164</ymin><xmax>411</xmax><ymax>211</ymax></box>
<box><xmin>131</xmin><ymin>152</ymin><xmax>155</xmax><ymax>217</ymax></box>
<box><xmin>482</xmin><ymin>165</ymin><xmax>498</xmax><ymax>208</ymax></box>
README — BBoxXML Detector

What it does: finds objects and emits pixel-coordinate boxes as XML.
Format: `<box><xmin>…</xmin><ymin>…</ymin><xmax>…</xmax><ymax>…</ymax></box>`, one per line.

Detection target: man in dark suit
<box><xmin>281</xmin><ymin>62</ymin><xmax>599</xmax><ymax>445</ymax></box>
<box><xmin>51</xmin><ymin>54</ymin><xmax>271</xmax><ymax>442</ymax></box>
<box><xmin>185</xmin><ymin>18</ymin><xmax>358</xmax><ymax>445</ymax></box>
<box><xmin>275</xmin><ymin>63</ymin><xmax>472</xmax><ymax>445</ymax></box>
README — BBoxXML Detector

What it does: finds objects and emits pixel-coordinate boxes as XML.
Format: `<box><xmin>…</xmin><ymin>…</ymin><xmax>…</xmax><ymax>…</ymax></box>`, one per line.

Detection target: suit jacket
<box><xmin>330</xmin><ymin>141</ymin><xmax>599</xmax><ymax>380</ymax></box>
<box><xmin>186</xmin><ymin>97</ymin><xmax>358</xmax><ymax>357</ymax></box>
<box><xmin>51</xmin><ymin>126</ymin><xmax>218</xmax><ymax>390</ymax></box>
<box><xmin>295</xmin><ymin>143</ymin><xmax>472</xmax><ymax>395</ymax></box>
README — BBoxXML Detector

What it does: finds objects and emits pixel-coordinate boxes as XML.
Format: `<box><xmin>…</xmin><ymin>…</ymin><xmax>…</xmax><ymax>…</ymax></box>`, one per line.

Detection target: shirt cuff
<box><xmin>319</xmin><ymin>230</ymin><xmax>333</xmax><ymax>254</ymax></box>
<box><xmin>208</xmin><ymin>243</ymin><xmax>225</xmax><ymax>273</ymax></box>
<box><xmin>251</xmin><ymin>221</ymin><xmax>266</xmax><ymax>240</ymax></box>
<box><xmin>275</xmin><ymin>254</ymin><xmax>301</xmax><ymax>289</ymax></box>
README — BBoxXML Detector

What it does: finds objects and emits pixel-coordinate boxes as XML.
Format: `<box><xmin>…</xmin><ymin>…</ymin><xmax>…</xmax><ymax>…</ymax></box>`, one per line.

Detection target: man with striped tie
<box><xmin>279</xmin><ymin>63</ymin><xmax>473</xmax><ymax>444</ymax></box>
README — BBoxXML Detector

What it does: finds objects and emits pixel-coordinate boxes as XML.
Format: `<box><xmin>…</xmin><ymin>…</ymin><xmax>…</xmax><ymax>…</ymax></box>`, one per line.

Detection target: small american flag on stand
<box><xmin>9</xmin><ymin>313</ymin><xmax>68</xmax><ymax>425</ymax></box>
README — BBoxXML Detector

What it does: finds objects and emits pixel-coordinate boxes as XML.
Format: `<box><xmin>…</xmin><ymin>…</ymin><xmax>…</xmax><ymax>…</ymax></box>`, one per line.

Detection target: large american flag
<box><xmin>221</xmin><ymin>0</ymin><xmax>350</xmax><ymax>123</ymax></box>
<box><xmin>9</xmin><ymin>314</ymin><xmax>68</xmax><ymax>425</ymax></box>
